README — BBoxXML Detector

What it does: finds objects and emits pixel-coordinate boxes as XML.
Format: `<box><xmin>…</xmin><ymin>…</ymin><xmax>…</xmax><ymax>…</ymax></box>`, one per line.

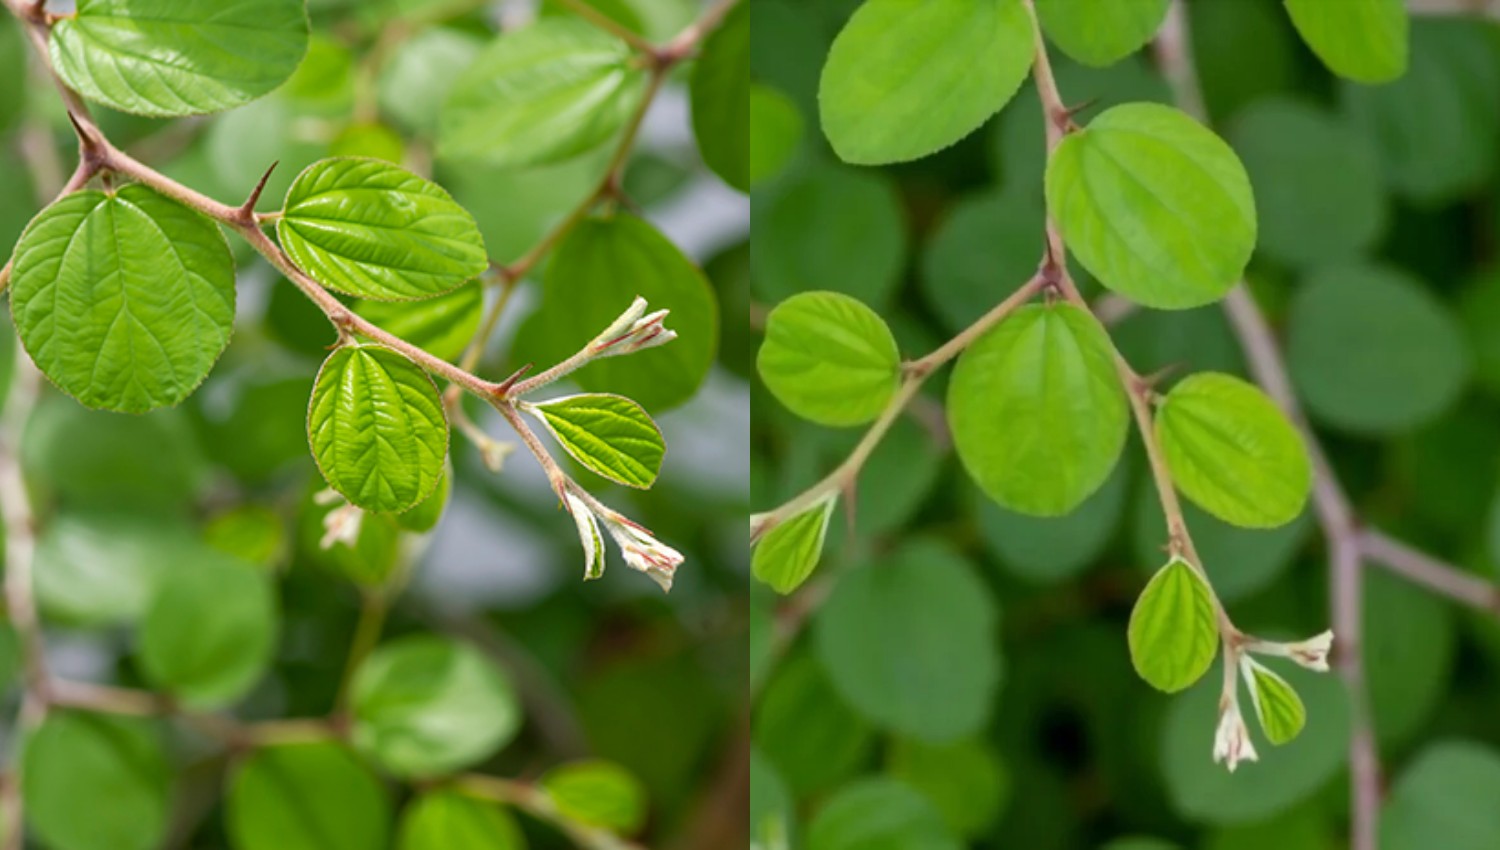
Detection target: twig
<box><xmin>459</xmin><ymin>774</ymin><xmax>647</xmax><ymax>850</ymax></box>
<box><xmin>1359</xmin><ymin>530</ymin><xmax>1500</xmax><ymax>611</ymax></box>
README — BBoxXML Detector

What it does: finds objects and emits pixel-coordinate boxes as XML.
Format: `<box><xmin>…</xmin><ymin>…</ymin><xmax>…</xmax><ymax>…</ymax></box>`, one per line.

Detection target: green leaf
<box><xmin>819</xmin><ymin>0</ymin><xmax>1033</xmax><ymax>165</ymax></box>
<box><xmin>1046</xmin><ymin>103</ymin><xmax>1256</xmax><ymax>309</ymax></box>
<box><xmin>49</xmin><ymin>0</ymin><xmax>309</xmax><ymax>117</ymax></box>
<box><xmin>397</xmin><ymin>467</ymin><xmax>451</xmax><ymax>533</ymax></box>
<box><xmin>919</xmin><ymin>194</ymin><xmax>1050</xmax><ymax>336</ymax></box>
<box><xmin>949</xmin><ymin>303</ymin><xmax>1128</xmax><ymax>516</ymax></box>
<box><xmin>1285</xmin><ymin>0</ymin><xmax>1407</xmax><ymax>84</ymax></box>
<box><xmin>10</xmin><ymin>184</ymin><xmax>236</xmax><ymax>413</ymax></box>
<box><xmin>750</xmin><ymin>750</ymin><xmax>793</xmax><ymax>850</ymax></box>
<box><xmin>531</xmin><ymin>214</ymin><xmax>718</xmax><ymax>411</ymax></box>
<box><xmin>296</xmin><ymin>480</ymin><xmax>403</xmax><ymax>586</ymax></box>
<box><xmin>527</xmin><ymin>393</ymin><xmax>665</xmax><ymax>488</ymax></box>
<box><xmin>351</xmin><ymin>635</ymin><xmax>520</xmax><ymax>778</ymax></box>
<box><xmin>205</xmin><ymin>505</ymin><xmax>288</xmax><ymax>568</ymax></box>
<box><xmin>1287</xmin><ymin>264</ymin><xmax>1468</xmax><ymax>435</ymax></box>
<box><xmin>378</xmin><ymin>28</ymin><xmax>486</xmax><ymax>135</ymax></box>
<box><xmin>1128</xmin><ymin>557</ymin><xmax>1219</xmax><ymax>693</ymax></box>
<box><xmin>757</xmin><ymin>291</ymin><xmax>900</xmax><ymax>427</ymax></box>
<box><xmin>228</xmin><ymin>740</ymin><xmax>391</xmax><ymax>850</ymax></box>
<box><xmin>398</xmin><ymin>789</ymin><xmax>524</xmax><ymax>850</ymax></box>
<box><xmin>438</xmin><ymin>19</ymin><xmax>648</xmax><ymax>167</ymax></box>
<box><xmin>1243</xmin><ymin>658</ymin><xmax>1306</xmax><ymax>746</ymax></box>
<box><xmin>979</xmin><ymin>454</ymin><xmax>1129</xmax><ymax>584</ymax></box>
<box><xmin>279</xmin><ymin>158</ymin><xmax>488</xmax><ymax>301</ymax></box>
<box><xmin>33</xmin><ymin>510</ymin><xmax>194</xmax><ymax>627</ymax></box>
<box><xmin>1156</xmin><ymin>372</ymin><xmax>1312</xmax><ymax>529</ymax></box>
<box><xmin>807</xmin><ymin>778</ymin><xmax>962</xmax><ymax>850</ymax></box>
<box><xmin>356</xmin><ymin>282</ymin><xmax>484</xmax><ymax>363</ymax></box>
<box><xmin>1035</xmin><ymin>0</ymin><xmax>1169</xmax><ymax>67</ymax></box>
<box><xmin>139</xmin><ymin>552</ymin><xmax>278</xmax><ymax>708</ymax></box>
<box><xmin>752</xmin><ymin>496</ymin><xmax>836</xmax><ymax>594</ymax></box>
<box><xmin>887</xmin><ymin>738</ymin><xmax>1010</xmax><ymax>839</ymax></box>
<box><xmin>1382</xmin><ymin>741</ymin><xmax>1500</xmax><ymax>850</ymax></box>
<box><xmin>749</xmin><ymin>84</ymin><xmax>803</xmax><ymax>187</ymax></box>
<box><xmin>815</xmin><ymin>540</ymin><xmax>1002</xmax><ymax>742</ymax></box>
<box><xmin>1365</xmin><ymin>568</ymin><xmax>1455</xmax><ymax>748</ymax></box>
<box><xmin>541</xmin><ymin>760</ymin><xmax>647</xmax><ymax>834</ymax></box>
<box><xmin>0</xmin><ymin>15</ymin><xmax>25</xmax><ymax>135</ymax></box>
<box><xmin>753</xmin><ymin>652</ymin><xmax>874</xmax><ymax>796</ymax></box>
<box><xmin>23</xmin><ymin>712</ymin><xmax>170</xmax><ymax>850</ymax></box>
<box><xmin>690</xmin><ymin>2</ymin><xmax>749</xmax><ymax>191</ymax></box>
<box><xmin>308</xmin><ymin>345</ymin><xmax>449</xmax><ymax>514</ymax></box>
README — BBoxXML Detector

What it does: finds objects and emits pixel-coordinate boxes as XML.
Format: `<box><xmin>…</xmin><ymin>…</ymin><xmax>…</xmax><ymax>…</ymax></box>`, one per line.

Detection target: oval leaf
<box><xmin>23</xmin><ymin>712</ymin><xmax>170</xmax><ymax>850</ymax></box>
<box><xmin>279</xmin><ymin>158</ymin><xmax>487</xmax><ymax>301</ymax></box>
<box><xmin>49</xmin><ymin>0</ymin><xmax>309</xmax><ymax>117</ymax></box>
<box><xmin>438</xmin><ymin>19</ymin><xmax>648</xmax><ymax>167</ymax></box>
<box><xmin>819</xmin><ymin>0</ymin><xmax>1033</xmax><ymax>165</ymax></box>
<box><xmin>398</xmin><ymin>789</ymin><xmax>525</xmax><ymax>850</ymax></box>
<box><xmin>308</xmin><ymin>345</ymin><xmax>449</xmax><ymax>514</ymax></box>
<box><xmin>527</xmin><ymin>393</ymin><xmax>665</xmax><ymax>488</ymax></box>
<box><xmin>1156</xmin><ymin>372</ymin><xmax>1312</xmax><ymax>529</ymax></box>
<box><xmin>541</xmin><ymin>760</ymin><xmax>647</xmax><ymax>834</ymax></box>
<box><xmin>228</xmin><ymin>740</ymin><xmax>391</xmax><ymax>850</ymax></box>
<box><xmin>1046</xmin><ymin>103</ymin><xmax>1256</xmax><ymax>309</ymax></box>
<box><xmin>1243</xmin><ymin>658</ymin><xmax>1307</xmax><ymax>746</ymax></box>
<box><xmin>1128</xmin><ymin>556</ymin><xmax>1219</xmax><ymax>693</ymax></box>
<box><xmin>949</xmin><ymin>302</ymin><xmax>1128</xmax><ymax>516</ymax></box>
<box><xmin>757</xmin><ymin>291</ymin><xmax>901</xmax><ymax>427</ymax></box>
<box><xmin>1035</xmin><ymin>0</ymin><xmax>1170</xmax><ymax>67</ymax></box>
<box><xmin>10</xmin><ymin>185</ymin><xmax>235</xmax><ymax>413</ymax></box>
<box><xmin>1383</xmin><ymin>742</ymin><xmax>1500</xmax><ymax>850</ymax></box>
<box><xmin>807</xmin><ymin>778</ymin><xmax>961</xmax><ymax>850</ymax></box>
<box><xmin>1285</xmin><ymin>0</ymin><xmax>1408</xmax><ymax>84</ymax></box>
<box><xmin>690</xmin><ymin>2</ymin><xmax>749</xmax><ymax>191</ymax></box>
<box><xmin>753</xmin><ymin>497</ymin><xmax>837</xmax><ymax>594</ymax></box>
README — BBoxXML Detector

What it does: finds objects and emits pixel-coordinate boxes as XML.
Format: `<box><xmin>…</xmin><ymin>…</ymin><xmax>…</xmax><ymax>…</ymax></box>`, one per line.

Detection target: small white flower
<box><xmin>600</xmin><ymin>510</ymin><xmax>684</xmax><ymax>592</ymax></box>
<box><xmin>320</xmin><ymin>503</ymin><xmax>363</xmax><ymax>550</ymax></box>
<box><xmin>1245</xmin><ymin>629</ymin><xmax>1334</xmax><ymax>672</ymax></box>
<box><xmin>563</xmin><ymin>493</ymin><xmax>606</xmax><ymax>581</ymax></box>
<box><xmin>1213</xmin><ymin>700</ymin><xmax>1258</xmax><ymax>773</ymax></box>
<box><xmin>590</xmin><ymin>297</ymin><xmax>676</xmax><ymax>359</ymax></box>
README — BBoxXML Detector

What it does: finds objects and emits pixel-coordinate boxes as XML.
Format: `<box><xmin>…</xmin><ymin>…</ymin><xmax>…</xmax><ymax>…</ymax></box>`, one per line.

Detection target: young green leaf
<box><xmin>1285</xmin><ymin>0</ymin><xmax>1408</xmax><ymax>84</ymax></box>
<box><xmin>540</xmin><ymin>760</ymin><xmax>647</xmax><ymax>834</ymax></box>
<box><xmin>1046</xmin><ymin>103</ymin><xmax>1256</xmax><ymax>309</ymax></box>
<box><xmin>228</xmin><ymin>740</ymin><xmax>391</xmax><ymax>850</ymax></box>
<box><xmin>1035</xmin><ymin>0</ymin><xmax>1170</xmax><ymax>67</ymax></box>
<box><xmin>398</xmin><ymin>789</ymin><xmax>525</xmax><ymax>850</ymax></box>
<box><xmin>1156</xmin><ymin>372</ymin><xmax>1312</xmax><ymax>529</ymax></box>
<box><xmin>819</xmin><ymin>0</ymin><xmax>1033</xmax><ymax>165</ymax></box>
<box><xmin>438</xmin><ymin>19</ymin><xmax>647</xmax><ymax>167</ymax></box>
<box><xmin>526</xmin><ymin>393</ymin><xmax>665</xmax><ymax>489</ymax></box>
<box><xmin>1128</xmin><ymin>557</ymin><xmax>1219</xmax><ymax>693</ymax></box>
<box><xmin>356</xmin><ymin>282</ymin><xmax>484</xmax><ymax>364</ymax></box>
<box><xmin>308</xmin><ymin>345</ymin><xmax>449</xmax><ymax>514</ymax></box>
<box><xmin>753</xmin><ymin>496</ymin><xmax>837</xmax><ymax>594</ymax></box>
<box><xmin>949</xmin><ymin>303</ymin><xmax>1128</xmax><ymax>516</ymax></box>
<box><xmin>23</xmin><ymin>712</ymin><xmax>171</xmax><ymax>850</ymax></box>
<box><xmin>10</xmin><ymin>185</ymin><xmax>235</xmax><ymax>413</ymax></box>
<box><xmin>690</xmin><ymin>2</ymin><xmax>749</xmax><ymax>191</ymax></box>
<box><xmin>1242</xmin><ymin>657</ymin><xmax>1307</xmax><ymax>745</ymax></box>
<box><xmin>49</xmin><ymin>0</ymin><xmax>310</xmax><ymax>117</ymax></box>
<box><xmin>278</xmin><ymin>158</ymin><xmax>488</xmax><ymax>301</ymax></box>
<box><xmin>351</xmin><ymin>636</ymin><xmax>520</xmax><ymax>778</ymax></box>
<box><xmin>756</xmin><ymin>291</ymin><xmax>901</xmax><ymax>427</ymax></box>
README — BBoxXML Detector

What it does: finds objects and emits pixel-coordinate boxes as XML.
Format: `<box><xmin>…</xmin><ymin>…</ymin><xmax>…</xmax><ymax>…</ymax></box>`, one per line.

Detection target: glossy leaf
<box><xmin>23</xmin><ymin>712</ymin><xmax>170</xmax><ymax>850</ymax></box>
<box><xmin>228</xmin><ymin>740</ymin><xmax>391</xmax><ymax>850</ymax></box>
<box><xmin>1243</xmin><ymin>658</ymin><xmax>1306</xmax><ymax>746</ymax></box>
<box><xmin>438</xmin><ymin>19</ymin><xmax>647</xmax><ymax>167</ymax></box>
<box><xmin>1382</xmin><ymin>741</ymin><xmax>1500</xmax><ymax>850</ymax></box>
<box><xmin>398</xmin><ymin>789</ymin><xmax>524</xmax><ymax>850</ymax></box>
<box><xmin>690</xmin><ymin>3</ymin><xmax>749</xmax><ymax>191</ymax></box>
<box><xmin>356</xmin><ymin>282</ymin><xmax>484</xmax><ymax>363</ymax></box>
<box><xmin>1128</xmin><ymin>557</ymin><xmax>1219</xmax><ymax>693</ymax></box>
<box><xmin>819</xmin><ymin>0</ymin><xmax>1033</xmax><ymax>165</ymax></box>
<box><xmin>351</xmin><ymin>635</ymin><xmax>520</xmax><ymax>778</ymax></box>
<box><xmin>1046</xmin><ymin>103</ymin><xmax>1256</xmax><ymax>309</ymax></box>
<box><xmin>308</xmin><ymin>345</ymin><xmax>449</xmax><ymax>514</ymax></box>
<box><xmin>527</xmin><ymin>393</ymin><xmax>665</xmax><ymax>488</ymax></box>
<box><xmin>1285</xmin><ymin>0</ymin><xmax>1407</xmax><ymax>83</ymax></box>
<box><xmin>807</xmin><ymin>778</ymin><xmax>962</xmax><ymax>850</ymax></box>
<box><xmin>541</xmin><ymin>760</ymin><xmax>647</xmax><ymax>834</ymax></box>
<box><xmin>757</xmin><ymin>291</ymin><xmax>900</xmax><ymax>427</ymax></box>
<box><xmin>10</xmin><ymin>185</ymin><xmax>235</xmax><ymax>413</ymax></box>
<box><xmin>279</xmin><ymin>158</ymin><xmax>487</xmax><ymax>301</ymax></box>
<box><xmin>49</xmin><ymin>0</ymin><xmax>309</xmax><ymax>117</ymax></box>
<box><xmin>949</xmin><ymin>303</ymin><xmax>1128</xmax><ymax>516</ymax></box>
<box><xmin>753</xmin><ymin>497</ymin><xmax>836</xmax><ymax>594</ymax></box>
<box><xmin>1035</xmin><ymin>0</ymin><xmax>1169</xmax><ymax>67</ymax></box>
<box><xmin>1156</xmin><ymin>372</ymin><xmax>1312</xmax><ymax>529</ymax></box>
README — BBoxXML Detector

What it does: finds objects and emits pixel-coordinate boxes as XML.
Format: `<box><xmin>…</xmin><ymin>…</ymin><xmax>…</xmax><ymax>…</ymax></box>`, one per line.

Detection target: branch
<box><xmin>1359</xmin><ymin>530</ymin><xmax>1500</xmax><ymax>611</ymax></box>
<box><xmin>1407</xmin><ymin>0</ymin><xmax>1500</xmax><ymax>16</ymax></box>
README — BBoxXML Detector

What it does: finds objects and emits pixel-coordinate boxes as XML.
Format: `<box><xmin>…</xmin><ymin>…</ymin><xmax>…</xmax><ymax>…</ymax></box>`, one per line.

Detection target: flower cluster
<box><xmin>1213</xmin><ymin>630</ymin><xmax>1334</xmax><ymax>772</ymax></box>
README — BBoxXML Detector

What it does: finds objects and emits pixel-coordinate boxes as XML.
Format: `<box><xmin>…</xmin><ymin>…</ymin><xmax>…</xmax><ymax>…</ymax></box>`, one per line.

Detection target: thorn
<box><xmin>1137</xmin><ymin>363</ymin><xmax>1181</xmax><ymax>393</ymax></box>
<box><xmin>1061</xmin><ymin>97</ymin><xmax>1099</xmax><ymax>123</ymax></box>
<box><xmin>237</xmin><ymin>161</ymin><xmax>279</xmax><ymax>223</ymax></box>
<box><xmin>493</xmin><ymin>363</ymin><xmax>533</xmax><ymax>397</ymax></box>
<box><xmin>65</xmin><ymin>110</ymin><xmax>105</xmax><ymax>165</ymax></box>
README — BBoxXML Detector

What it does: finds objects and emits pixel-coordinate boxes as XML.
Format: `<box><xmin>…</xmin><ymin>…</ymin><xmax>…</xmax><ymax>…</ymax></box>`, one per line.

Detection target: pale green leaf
<box><xmin>690</xmin><ymin>2</ymin><xmax>749</xmax><ymax>191</ymax></box>
<box><xmin>749</xmin><ymin>84</ymin><xmax>803</xmax><ymax>187</ymax></box>
<box><xmin>528</xmin><ymin>393</ymin><xmax>665</xmax><ymax>488</ymax></box>
<box><xmin>1128</xmin><ymin>557</ymin><xmax>1219</xmax><ymax>693</ymax></box>
<box><xmin>1036</xmin><ymin>0</ymin><xmax>1169</xmax><ymax>67</ymax></box>
<box><xmin>228</xmin><ymin>740</ymin><xmax>391</xmax><ymax>850</ymax></box>
<box><xmin>819</xmin><ymin>0</ymin><xmax>1033</xmax><ymax>165</ymax></box>
<box><xmin>378</xmin><ymin>28</ymin><xmax>486</xmax><ymax>135</ymax></box>
<box><xmin>398</xmin><ymin>789</ymin><xmax>524</xmax><ymax>850</ymax></box>
<box><xmin>752</xmin><ymin>497</ymin><xmax>836</xmax><ymax>594</ymax></box>
<box><xmin>1046</xmin><ymin>103</ymin><xmax>1256</xmax><ymax>309</ymax></box>
<box><xmin>10</xmin><ymin>185</ymin><xmax>235</xmax><ymax>413</ymax></box>
<box><xmin>757</xmin><ymin>291</ymin><xmax>900</xmax><ymax>427</ymax></box>
<box><xmin>949</xmin><ymin>303</ymin><xmax>1128</xmax><ymax>516</ymax></box>
<box><xmin>356</xmin><ymin>281</ymin><xmax>484</xmax><ymax>363</ymax></box>
<box><xmin>1243</xmin><ymin>658</ymin><xmax>1306</xmax><ymax>746</ymax></box>
<box><xmin>1156</xmin><ymin>372</ymin><xmax>1312</xmax><ymax>529</ymax></box>
<box><xmin>1382</xmin><ymin>741</ymin><xmax>1500</xmax><ymax>850</ymax></box>
<box><xmin>541</xmin><ymin>760</ymin><xmax>647</xmax><ymax>834</ymax></box>
<box><xmin>49</xmin><ymin>0</ymin><xmax>309</xmax><ymax>117</ymax></box>
<box><xmin>807</xmin><ymin>778</ymin><xmax>962</xmax><ymax>850</ymax></box>
<box><xmin>33</xmin><ymin>510</ymin><xmax>194</xmax><ymax>627</ymax></box>
<box><xmin>308</xmin><ymin>345</ymin><xmax>449</xmax><ymax>514</ymax></box>
<box><xmin>23</xmin><ymin>712</ymin><xmax>170</xmax><ymax>850</ymax></box>
<box><xmin>1285</xmin><ymin>0</ymin><xmax>1407</xmax><ymax>84</ymax></box>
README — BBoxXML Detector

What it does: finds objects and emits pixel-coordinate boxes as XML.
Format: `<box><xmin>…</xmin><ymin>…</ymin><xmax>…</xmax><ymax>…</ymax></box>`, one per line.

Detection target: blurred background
<box><xmin>0</xmin><ymin>0</ymin><xmax>749</xmax><ymax>847</ymax></box>
<box><xmin>750</xmin><ymin>0</ymin><xmax>1500</xmax><ymax>847</ymax></box>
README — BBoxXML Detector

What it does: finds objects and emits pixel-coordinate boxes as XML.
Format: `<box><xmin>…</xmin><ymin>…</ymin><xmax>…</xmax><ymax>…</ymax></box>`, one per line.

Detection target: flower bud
<box><xmin>600</xmin><ymin>510</ymin><xmax>683</xmax><ymax>592</ymax></box>
<box><xmin>1245</xmin><ymin>629</ymin><xmax>1334</xmax><ymax>672</ymax></box>
<box><xmin>562</xmin><ymin>493</ymin><xmax>605</xmax><ymax>580</ymax></box>
<box><xmin>1213</xmin><ymin>700</ymin><xmax>1258</xmax><ymax>772</ymax></box>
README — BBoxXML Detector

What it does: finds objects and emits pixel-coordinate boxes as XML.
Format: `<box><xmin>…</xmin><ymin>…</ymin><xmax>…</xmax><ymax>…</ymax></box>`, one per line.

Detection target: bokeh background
<box><xmin>750</xmin><ymin>0</ymin><xmax>1500</xmax><ymax>847</ymax></box>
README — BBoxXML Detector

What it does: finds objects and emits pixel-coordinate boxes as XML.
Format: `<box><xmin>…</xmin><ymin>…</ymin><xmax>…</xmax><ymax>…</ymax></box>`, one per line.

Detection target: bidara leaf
<box><xmin>279</xmin><ymin>158</ymin><xmax>488</xmax><ymax>301</ymax></box>
<box><xmin>228</xmin><ymin>740</ymin><xmax>390</xmax><ymax>850</ymax></box>
<box><xmin>525</xmin><ymin>393</ymin><xmax>665</xmax><ymax>489</ymax></box>
<box><xmin>1035</xmin><ymin>0</ymin><xmax>1170</xmax><ymax>67</ymax></box>
<box><xmin>1285</xmin><ymin>0</ymin><xmax>1408</xmax><ymax>84</ymax></box>
<box><xmin>438</xmin><ymin>19</ymin><xmax>648</xmax><ymax>168</ymax></box>
<box><xmin>1242</xmin><ymin>657</ymin><xmax>1307</xmax><ymax>745</ymax></box>
<box><xmin>23</xmin><ymin>712</ymin><xmax>171</xmax><ymax>850</ymax></box>
<box><xmin>690</xmin><ymin>2</ymin><xmax>750</xmax><ymax>191</ymax></box>
<box><xmin>540</xmin><ymin>760</ymin><xmax>647</xmax><ymax>834</ymax></box>
<box><xmin>49</xmin><ymin>0</ymin><xmax>309</xmax><ymax>117</ymax></box>
<box><xmin>9</xmin><ymin>184</ymin><xmax>235</xmax><ymax>413</ymax></box>
<box><xmin>1046</xmin><ymin>102</ymin><xmax>1256</xmax><ymax>309</ymax></box>
<box><xmin>819</xmin><ymin>0</ymin><xmax>1033</xmax><ymax>165</ymax></box>
<box><xmin>757</xmin><ymin>291</ymin><xmax>901</xmax><ymax>427</ymax></box>
<box><xmin>948</xmin><ymin>303</ymin><xmax>1128</xmax><ymax>516</ymax></box>
<box><xmin>308</xmin><ymin>345</ymin><xmax>448</xmax><ymax>514</ymax></box>
<box><xmin>1156</xmin><ymin>372</ymin><xmax>1312</xmax><ymax>529</ymax></box>
<box><xmin>1128</xmin><ymin>557</ymin><xmax>1219</xmax><ymax>693</ymax></box>
<box><xmin>753</xmin><ymin>497</ymin><xmax>837</xmax><ymax>594</ymax></box>
<box><xmin>355</xmin><ymin>282</ymin><xmax>483</xmax><ymax>363</ymax></box>
<box><xmin>398</xmin><ymin>789</ymin><xmax>524</xmax><ymax>850</ymax></box>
